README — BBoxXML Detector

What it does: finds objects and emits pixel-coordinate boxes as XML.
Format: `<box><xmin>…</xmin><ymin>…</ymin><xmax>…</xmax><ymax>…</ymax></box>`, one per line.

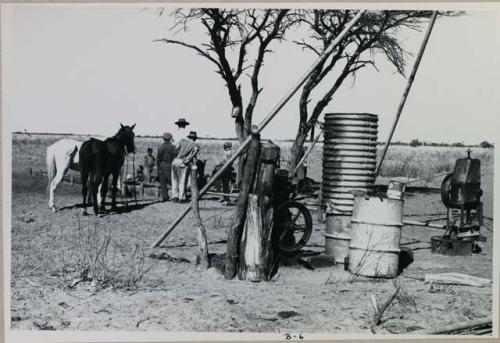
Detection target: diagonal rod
<box><xmin>151</xmin><ymin>10</ymin><xmax>366</xmax><ymax>248</ymax></box>
<box><xmin>290</xmin><ymin>130</ymin><xmax>323</xmax><ymax>177</ymax></box>
<box><xmin>375</xmin><ymin>11</ymin><xmax>438</xmax><ymax>177</ymax></box>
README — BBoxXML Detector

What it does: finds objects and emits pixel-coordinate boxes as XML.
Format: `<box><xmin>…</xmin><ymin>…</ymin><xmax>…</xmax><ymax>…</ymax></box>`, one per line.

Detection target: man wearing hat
<box><xmin>171</xmin><ymin>131</ymin><xmax>200</xmax><ymax>203</ymax></box>
<box><xmin>157</xmin><ymin>132</ymin><xmax>176</xmax><ymax>201</ymax></box>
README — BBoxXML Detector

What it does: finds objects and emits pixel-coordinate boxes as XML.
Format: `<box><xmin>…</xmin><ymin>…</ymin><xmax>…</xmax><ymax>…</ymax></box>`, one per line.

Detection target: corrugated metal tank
<box><xmin>322</xmin><ymin>113</ymin><xmax>378</xmax><ymax>262</ymax></box>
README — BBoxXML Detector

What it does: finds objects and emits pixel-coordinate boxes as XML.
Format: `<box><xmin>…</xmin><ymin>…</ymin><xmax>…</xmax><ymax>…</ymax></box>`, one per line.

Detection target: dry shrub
<box><xmin>49</xmin><ymin>219</ymin><xmax>158</xmax><ymax>290</ymax></box>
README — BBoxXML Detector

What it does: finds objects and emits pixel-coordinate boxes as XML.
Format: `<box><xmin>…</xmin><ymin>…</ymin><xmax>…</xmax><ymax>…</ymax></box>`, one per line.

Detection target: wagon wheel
<box><xmin>277</xmin><ymin>201</ymin><xmax>313</xmax><ymax>253</ymax></box>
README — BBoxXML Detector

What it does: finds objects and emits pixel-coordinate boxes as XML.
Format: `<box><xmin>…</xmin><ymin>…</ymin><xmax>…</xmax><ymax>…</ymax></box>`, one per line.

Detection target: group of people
<box><xmin>136</xmin><ymin>118</ymin><xmax>234</xmax><ymax>204</ymax></box>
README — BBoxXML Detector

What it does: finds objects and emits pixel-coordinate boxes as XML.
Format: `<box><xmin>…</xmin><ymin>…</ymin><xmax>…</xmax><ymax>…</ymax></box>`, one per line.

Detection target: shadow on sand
<box><xmin>57</xmin><ymin>199</ymin><xmax>162</xmax><ymax>215</ymax></box>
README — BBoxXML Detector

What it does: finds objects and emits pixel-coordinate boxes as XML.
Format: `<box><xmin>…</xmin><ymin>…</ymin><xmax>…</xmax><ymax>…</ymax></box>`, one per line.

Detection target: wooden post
<box><xmin>238</xmin><ymin>194</ymin><xmax>274</xmax><ymax>281</ymax></box>
<box><xmin>375</xmin><ymin>11</ymin><xmax>438</xmax><ymax>176</ymax></box>
<box><xmin>224</xmin><ymin>130</ymin><xmax>261</xmax><ymax>279</ymax></box>
<box><xmin>238</xmin><ymin>142</ymin><xmax>280</xmax><ymax>281</ymax></box>
<box><xmin>191</xmin><ymin>164</ymin><xmax>209</xmax><ymax>269</ymax></box>
<box><xmin>254</xmin><ymin>142</ymin><xmax>280</xmax><ymax>196</ymax></box>
<box><xmin>317</xmin><ymin>185</ymin><xmax>324</xmax><ymax>223</ymax></box>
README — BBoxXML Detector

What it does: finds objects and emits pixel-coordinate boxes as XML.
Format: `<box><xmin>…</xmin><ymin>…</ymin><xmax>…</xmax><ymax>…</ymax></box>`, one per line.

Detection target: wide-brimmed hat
<box><xmin>187</xmin><ymin>131</ymin><xmax>198</xmax><ymax>140</ymax></box>
<box><xmin>175</xmin><ymin>118</ymin><xmax>190</xmax><ymax>128</ymax></box>
<box><xmin>162</xmin><ymin>132</ymin><xmax>172</xmax><ymax>140</ymax></box>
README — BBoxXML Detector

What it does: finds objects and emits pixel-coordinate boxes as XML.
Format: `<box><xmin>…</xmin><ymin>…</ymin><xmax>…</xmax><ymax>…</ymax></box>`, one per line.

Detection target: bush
<box><xmin>409</xmin><ymin>139</ymin><xmax>422</xmax><ymax>147</ymax></box>
<box><xmin>479</xmin><ymin>141</ymin><xmax>494</xmax><ymax>148</ymax></box>
<box><xmin>47</xmin><ymin>221</ymin><xmax>158</xmax><ymax>290</ymax></box>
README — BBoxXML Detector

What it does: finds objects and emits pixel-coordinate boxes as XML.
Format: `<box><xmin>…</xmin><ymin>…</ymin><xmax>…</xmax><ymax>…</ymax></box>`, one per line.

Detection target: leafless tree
<box><xmin>156</xmin><ymin>8</ymin><xmax>294</xmax><ymax>143</ymax></box>
<box><xmin>288</xmin><ymin>10</ymin><xmax>455</xmax><ymax>171</ymax></box>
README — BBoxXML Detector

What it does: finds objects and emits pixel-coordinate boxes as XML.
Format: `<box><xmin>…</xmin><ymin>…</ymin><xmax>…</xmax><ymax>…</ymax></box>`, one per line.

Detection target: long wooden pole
<box><xmin>410</xmin><ymin>317</ymin><xmax>492</xmax><ymax>335</ymax></box>
<box><xmin>403</xmin><ymin>219</ymin><xmax>445</xmax><ymax>230</ymax></box>
<box><xmin>290</xmin><ymin>131</ymin><xmax>322</xmax><ymax>177</ymax></box>
<box><xmin>151</xmin><ymin>10</ymin><xmax>366</xmax><ymax>248</ymax></box>
<box><xmin>375</xmin><ymin>11</ymin><xmax>438</xmax><ymax>177</ymax></box>
<box><xmin>191</xmin><ymin>162</ymin><xmax>209</xmax><ymax>269</ymax></box>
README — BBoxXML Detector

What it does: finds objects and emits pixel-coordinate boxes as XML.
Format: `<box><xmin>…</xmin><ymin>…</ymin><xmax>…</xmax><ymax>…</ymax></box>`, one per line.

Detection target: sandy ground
<box><xmin>9</xmin><ymin>168</ymin><xmax>494</xmax><ymax>334</ymax></box>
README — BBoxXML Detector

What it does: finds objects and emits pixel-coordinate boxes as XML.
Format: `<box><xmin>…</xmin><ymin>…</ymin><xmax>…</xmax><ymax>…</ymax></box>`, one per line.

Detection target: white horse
<box><xmin>47</xmin><ymin>138</ymin><xmax>123</xmax><ymax>212</ymax></box>
<box><xmin>46</xmin><ymin>139</ymin><xmax>82</xmax><ymax>211</ymax></box>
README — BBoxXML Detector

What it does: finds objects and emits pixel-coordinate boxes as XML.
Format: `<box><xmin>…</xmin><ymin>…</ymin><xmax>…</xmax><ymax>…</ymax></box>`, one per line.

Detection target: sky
<box><xmin>2</xmin><ymin>4</ymin><xmax>500</xmax><ymax>144</ymax></box>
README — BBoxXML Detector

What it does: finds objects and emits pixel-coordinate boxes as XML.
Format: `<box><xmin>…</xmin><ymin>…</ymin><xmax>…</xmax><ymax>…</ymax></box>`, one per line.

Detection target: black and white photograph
<box><xmin>2</xmin><ymin>2</ymin><xmax>499</xmax><ymax>341</ymax></box>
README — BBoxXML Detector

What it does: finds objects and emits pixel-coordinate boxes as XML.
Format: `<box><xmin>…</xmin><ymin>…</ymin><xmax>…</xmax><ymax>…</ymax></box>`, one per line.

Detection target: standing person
<box><xmin>157</xmin><ymin>132</ymin><xmax>175</xmax><ymax>202</ymax></box>
<box><xmin>217</xmin><ymin>141</ymin><xmax>234</xmax><ymax>205</ymax></box>
<box><xmin>172</xmin><ymin>131</ymin><xmax>200</xmax><ymax>203</ymax></box>
<box><xmin>143</xmin><ymin>147</ymin><xmax>156</xmax><ymax>182</ymax></box>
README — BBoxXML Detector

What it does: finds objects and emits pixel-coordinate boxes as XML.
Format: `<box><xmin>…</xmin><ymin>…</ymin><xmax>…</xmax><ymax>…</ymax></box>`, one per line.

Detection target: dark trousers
<box><xmin>221</xmin><ymin>168</ymin><xmax>232</xmax><ymax>202</ymax></box>
<box><xmin>159</xmin><ymin>163</ymin><xmax>172</xmax><ymax>200</ymax></box>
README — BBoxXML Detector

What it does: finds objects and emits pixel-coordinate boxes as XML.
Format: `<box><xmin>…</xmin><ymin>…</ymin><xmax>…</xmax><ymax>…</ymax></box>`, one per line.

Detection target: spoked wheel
<box><xmin>276</xmin><ymin>201</ymin><xmax>313</xmax><ymax>253</ymax></box>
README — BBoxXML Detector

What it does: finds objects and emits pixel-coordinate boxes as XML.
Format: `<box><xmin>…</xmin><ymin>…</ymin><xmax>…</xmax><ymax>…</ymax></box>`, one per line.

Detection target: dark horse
<box><xmin>79</xmin><ymin>124</ymin><xmax>136</xmax><ymax>216</ymax></box>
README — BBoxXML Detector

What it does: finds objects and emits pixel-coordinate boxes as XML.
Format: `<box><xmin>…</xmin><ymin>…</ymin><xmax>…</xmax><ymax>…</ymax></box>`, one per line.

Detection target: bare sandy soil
<box><xmin>10</xmin><ymin>167</ymin><xmax>494</xmax><ymax>334</ymax></box>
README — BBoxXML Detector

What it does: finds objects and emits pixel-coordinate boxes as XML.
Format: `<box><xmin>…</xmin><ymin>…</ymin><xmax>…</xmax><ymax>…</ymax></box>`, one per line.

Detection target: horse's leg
<box><xmin>91</xmin><ymin>171</ymin><xmax>102</xmax><ymax>216</ymax></box>
<box><xmin>81</xmin><ymin>171</ymin><xmax>89</xmax><ymax>215</ymax></box>
<box><xmin>100</xmin><ymin>175</ymin><xmax>109</xmax><ymax>213</ymax></box>
<box><xmin>87</xmin><ymin>179</ymin><xmax>93</xmax><ymax>205</ymax></box>
<box><xmin>111</xmin><ymin>171</ymin><xmax>119</xmax><ymax>212</ymax></box>
<box><xmin>49</xmin><ymin>153</ymin><xmax>71</xmax><ymax>211</ymax></box>
<box><xmin>49</xmin><ymin>169</ymin><xmax>66</xmax><ymax>212</ymax></box>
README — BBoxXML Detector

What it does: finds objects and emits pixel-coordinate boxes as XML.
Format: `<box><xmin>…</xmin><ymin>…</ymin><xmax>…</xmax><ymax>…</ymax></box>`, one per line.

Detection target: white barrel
<box><xmin>348</xmin><ymin>196</ymin><xmax>403</xmax><ymax>278</ymax></box>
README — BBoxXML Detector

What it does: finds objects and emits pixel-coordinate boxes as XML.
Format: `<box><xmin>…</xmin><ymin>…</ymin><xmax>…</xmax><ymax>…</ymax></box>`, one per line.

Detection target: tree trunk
<box><xmin>238</xmin><ymin>194</ymin><xmax>275</xmax><ymax>281</ymax></box>
<box><xmin>224</xmin><ymin>131</ymin><xmax>261</xmax><ymax>279</ymax></box>
<box><xmin>289</xmin><ymin>128</ymin><xmax>308</xmax><ymax>174</ymax></box>
<box><xmin>191</xmin><ymin>164</ymin><xmax>209</xmax><ymax>269</ymax></box>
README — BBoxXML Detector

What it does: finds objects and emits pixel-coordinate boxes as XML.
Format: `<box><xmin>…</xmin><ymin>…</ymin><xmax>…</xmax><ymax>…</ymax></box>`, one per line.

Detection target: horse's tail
<box><xmin>46</xmin><ymin>146</ymin><xmax>57</xmax><ymax>193</ymax></box>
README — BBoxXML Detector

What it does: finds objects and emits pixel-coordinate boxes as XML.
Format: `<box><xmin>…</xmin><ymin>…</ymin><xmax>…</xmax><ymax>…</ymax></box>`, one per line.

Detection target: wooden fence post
<box><xmin>225</xmin><ymin>129</ymin><xmax>261</xmax><ymax>279</ymax></box>
<box><xmin>191</xmin><ymin>163</ymin><xmax>209</xmax><ymax>269</ymax></box>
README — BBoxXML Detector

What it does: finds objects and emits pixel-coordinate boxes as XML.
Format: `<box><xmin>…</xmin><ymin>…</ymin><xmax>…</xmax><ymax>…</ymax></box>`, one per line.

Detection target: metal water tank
<box><xmin>322</xmin><ymin>113</ymin><xmax>378</xmax><ymax>262</ymax></box>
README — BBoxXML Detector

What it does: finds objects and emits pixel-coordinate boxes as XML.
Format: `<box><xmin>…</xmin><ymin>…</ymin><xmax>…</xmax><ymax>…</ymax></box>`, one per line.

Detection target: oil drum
<box><xmin>349</xmin><ymin>196</ymin><xmax>403</xmax><ymax>278</ymax></box>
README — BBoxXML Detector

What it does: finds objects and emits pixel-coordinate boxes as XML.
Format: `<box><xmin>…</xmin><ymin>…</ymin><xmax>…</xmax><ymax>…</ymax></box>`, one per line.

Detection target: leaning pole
<box><xmin>151</xmin><ymin>10</ymin><xmax>366</xmax><ymax>249</ymax></box>
<box><xmin>375</xmin><ymin>11</ymin><xmax>438</xmax><ymax>177</ymax></box>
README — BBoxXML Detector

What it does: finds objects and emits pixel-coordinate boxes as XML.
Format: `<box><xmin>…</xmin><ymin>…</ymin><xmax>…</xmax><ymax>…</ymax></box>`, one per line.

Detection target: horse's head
<box><xmin>117</xmin><ymin>123</ymin><xmax>136</xmax><ymax>154</ymax></box>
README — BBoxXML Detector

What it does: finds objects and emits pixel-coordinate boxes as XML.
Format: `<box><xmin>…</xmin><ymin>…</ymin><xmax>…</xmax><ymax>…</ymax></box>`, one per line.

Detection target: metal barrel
<box><xmin>322</xmin><ymin>113</ymin><xmax>378</xmax><ymax>262</ymax></box>
<box><xmin>348</xmin><ymin>196</ymin><xmax>403</xmax><ymax>278</ymax></box>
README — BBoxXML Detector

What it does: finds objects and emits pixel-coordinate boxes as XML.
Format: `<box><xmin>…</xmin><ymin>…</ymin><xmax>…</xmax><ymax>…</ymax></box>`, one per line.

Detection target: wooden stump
<box><xmin>191</xmin><ymin>164</ymin><xmax>209</xmax><ymax>269</ymax></box>
<box><xmin>254</xmin><ymin>142</ymin><xmax>280</xmax><ymax>196</ymax></box>
<box><xmin>238</xmin><ymin>194</ymin><xmax>275</xmax><ymax>281</ymax></box>
<box><xmin>225</xmin><ymin>130</ymin><xmax>261</xmax><ymax>279</ymax></box>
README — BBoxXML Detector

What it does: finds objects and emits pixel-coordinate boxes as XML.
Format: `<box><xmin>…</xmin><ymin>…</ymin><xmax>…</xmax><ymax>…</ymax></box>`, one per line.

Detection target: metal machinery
<box><xmin>273</xmin><ymin>169</ymin><xmax>313</xmax><ymax>253</ymax></box>
<box><xmin>431</xmin><ymin>149</ymin><xmax>486</xmax><ymax>256</ymax></box>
